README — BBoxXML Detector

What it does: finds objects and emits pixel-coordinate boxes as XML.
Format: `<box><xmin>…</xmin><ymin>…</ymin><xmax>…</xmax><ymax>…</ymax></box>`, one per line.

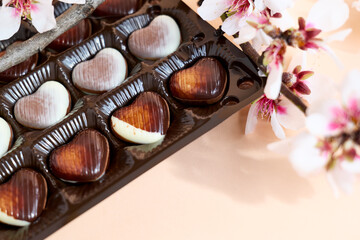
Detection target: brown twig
<box><xmin>240</xmin><ymin>42</ymin><xmax>308</xmax><ymax>114</ymax></box>
<box><xmin>0</xmin><ymin>0</ymin><xmax>105</xmax><ymax>73</ymax></box>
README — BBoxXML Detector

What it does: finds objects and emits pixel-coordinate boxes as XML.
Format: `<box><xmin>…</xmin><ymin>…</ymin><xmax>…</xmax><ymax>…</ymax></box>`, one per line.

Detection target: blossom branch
<box><xmin>240</xmin><ymin>42</ymin><xmax>308</xmax><ymax>114</ymax></box>
<box><xmin>0</xmin><ymin>0</ymin><xmax>105</xmax><ymax>73</ymax></box>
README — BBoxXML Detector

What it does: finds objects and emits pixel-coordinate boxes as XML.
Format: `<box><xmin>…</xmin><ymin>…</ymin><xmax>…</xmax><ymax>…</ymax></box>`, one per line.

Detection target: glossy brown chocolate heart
<box><xmin>93</xmin><ymin>0</ymin><xmax>143</xmax><ymax>17</ymax></box>
<box><xmin>49</xmin><ymin>129</ymin><xmax>110</xmax><ymax>183</ymax></box>
<box><xmin>0</xmin><ymin>169</ymin><xmax>47</xmax><ymax>227</ymax></box>
<box><xmin>14</xmin><ymin>81</ymin><xmax>71</xmax><ymax>129</ymax></box>
<box><xmin>48</xmin><ymin>19</ymin><xmax>92</xmax><ymax>52</ymax></box>
<box><xmin>111</xmin><ymin>92</ymin><xmax>170</xmax><ymax>144</ymax></box>
<box><xmin>0</xmin><ymin>49</ymin><xmax>38</xmax><ymax>84</ymax></box>
<box><xmin>72</xmin><ymin>48</ymin><xmax>128</xmax><ymax>94</ymax></box>
<box><xmin>169</xmin><ymin>57</ymin><xmax>227</xmax><ymax>105</ymax></box>
<box><xmin>128</xmin><ymin>15</ymin><xmax>181</xmax><ymax>60</ymax></box>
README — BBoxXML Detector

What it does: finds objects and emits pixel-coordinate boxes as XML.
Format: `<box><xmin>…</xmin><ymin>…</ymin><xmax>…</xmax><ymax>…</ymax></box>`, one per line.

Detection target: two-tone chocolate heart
<box><xmin>72</xmin><ymin>48</ymin><xmax>128</xmax><ymax>94</ymax></box>
<box><xmin>0</xmin><ymin>49</ymin><xmax>38</xmax><ymax>83</ymax></box>
<box><xmin>14</xmin><ymin>81</ymin><xmax>71</xmax><ymax>129</ymax></box>
<box><xmin>128</xmin><ymin>15</ymin><xmax>181</xmax><ymax>60</ymax></box>
<box><xmin>93</xmin><ymin>0</ymin><xmax>143</xmax><ymax>17</ymax></box>
<box><xmin>0</xmin><ymin>117</ymin><xmax>13</xmax><ymax>158</ymax></box>
<box><xmin>169</xmin><ymin>57</ymin><xmax>227</xmax><ymax>105</ymax></box>
<box><xmin>0</xmin><ymin>169</ymin><xmax>47</xmax><ymax>227</ymax></box>
<box><xmin>111</xmin><ymin>92</ymin><xmax>170</xmax><ymax>144</ymax></box>
<box><xmin>49</xmin><ymin>129</ymin><xmax>110</xmax><ymax>183</ymax></box>
<box><xmin>49</xmin><ymin>19</ymin><xmax>92</xmax><ymax>52</ymax></box>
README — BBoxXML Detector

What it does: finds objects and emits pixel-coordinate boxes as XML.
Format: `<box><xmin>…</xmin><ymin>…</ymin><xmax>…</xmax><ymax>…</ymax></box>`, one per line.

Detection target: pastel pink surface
<box><xmin>48</xmin><ymin>0</ymin><xmax>360</xmax><ymax>240</ymax></box>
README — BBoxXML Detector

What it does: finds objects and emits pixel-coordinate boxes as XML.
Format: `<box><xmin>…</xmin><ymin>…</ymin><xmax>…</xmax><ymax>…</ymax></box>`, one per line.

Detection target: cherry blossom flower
<box><xmin>269</xmin><ymin>70</ymin><xmax>360</xmax><ymax>196</ymax></box>
<box><xmin>245</xmin><ymin>55</ymin><xmax>312</xmax><ymax>139</ymax></box>
<box><xmin>0</xmin><ymin>0</ymin><xmax>85</xmax><ymax>40</ymax></box>
<box><xmin>197</xmin><ymin>0</ymin><xmax>294</xmax><ymax>44</ymax></box>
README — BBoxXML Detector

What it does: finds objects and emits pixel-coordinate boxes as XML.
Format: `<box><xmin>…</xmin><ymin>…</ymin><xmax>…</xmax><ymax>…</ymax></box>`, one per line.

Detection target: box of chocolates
<box><xmin>0</xmin><ymin>0</ymin><xmax>264</xmax><ymax>239</ymax></box>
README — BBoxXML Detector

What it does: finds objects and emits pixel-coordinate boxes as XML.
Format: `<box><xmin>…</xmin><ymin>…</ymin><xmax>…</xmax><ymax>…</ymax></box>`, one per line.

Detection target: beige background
<box><xmin>48</xmin><ymin>0</ymin><xmax>360</xmax><ymax>239</ymax></box>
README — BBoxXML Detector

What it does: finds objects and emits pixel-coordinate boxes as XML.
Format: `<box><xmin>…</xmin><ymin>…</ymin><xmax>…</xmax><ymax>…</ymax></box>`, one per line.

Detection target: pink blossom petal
<box><xmin>264</xmin><ymin>62</ymin><xmax>283</xmax><ymax>100</ymax></box>
<box><xmin>341</xmin><ymin>70</ymin><xmax>360</xmax><ymax>106</ymax></box>
<box><xmin>222</xmin><ymin>14</ymin><xmax>246</xmax><ymax>36</ymax></box>
<box><xmin>233</xmin><ymin>22</ymin><xmax>257</xmax><ymax>45</ymax></box>
<box><xmin>306</xmin><ymin>99</ymin><xmax>343</xmax><ymax>137</ymax></box>
<box><xmin>270</xmin><ymin>110</ymin><xmax>285</xmax><ymax>139</ymax></box>
<box><xmin>245</xmin><ymin>102</ymin><xmax>259</xmax><ymax>135</ymax></box>
<box><xmin>307</xmin><ymin>0</ymin><xmax>349</xmax><ymax>32</ymax></box>
<box><xmin>276</xmin><ymin>97</ymin><xmax>306</xmax><ymax>130</ymax></box>
<box><xmin>31</xmin><ymin>0</ymin><xmax>56</xmax><ymax>33</ymax></box>
<box><xmin>197</xmin><ymin>0</ymin><xmax>230</xmax><ymax>21</ymax></box>
<box><xmin>0</xmin><ymin>7</ymin><xmax>21</xmax><ymax>41</ymax></box>
<box><xmin>263</xmin><ymin>0</ymin><xmax>294</xmax><ymax>14</ymax></box>
<box><xmin>327</xmin><ymin>164</ymin><xmax>355</xmax><ymax>196</ymax></box>
<box><xmin>60</xmin><ymin>0</ymin><xmax>85</xmax><ymax>4</ymax></box>
<box><xmin>289</xmin><ymin>133</ymin><xmax>327</xmax><ymax>175</ymax></box>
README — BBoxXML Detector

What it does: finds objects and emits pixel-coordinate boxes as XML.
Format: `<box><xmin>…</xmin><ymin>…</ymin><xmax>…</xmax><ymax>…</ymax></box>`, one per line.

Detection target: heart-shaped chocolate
<box><xmin>72</xmin><ymin>48</ymin><xmax>128</xmax><ymax>94</ymax></box>
<box><xmin>111</xmin><ymin>92</ymin><xmax>170</xmax><ymax>144</ymax></box>
<box><xmin>0</xmin><ymin>118</ymin><xmax>13</xmax><ymax>158</ymax></box>
<box><xmin>14</xmin><ymin>81</ymin><xmax>71</xmax><ymax>129</ymax></box>
<box><xmin>48</xmin><ymin>19</ymin><xmax>92</xmax><ymax>52</ymax></box>
<box><xmin>169</xmin><ymin>57</ymin><xmax>227</xmax><ymax>105</ymax></box>
<box><xmin>0</xmin><ymin>169</ymin><xmax>47</xmax><ymax>227</ymax></box>
<box><xmin>49</xmin><ymin>129</ymin><xmax>110</xmax><ymax>183</ymax></box>
<box><xmin>128</xmin><ymin>15</ymin><xmax>181</xmax><ymax>60</ymax></box>
<box><xmin>0</xmin><ymin>49</ymin><xmax>38</xmax><ymax>84</ymax></box>
<box><xmin>93</xmin><ymin>0</ymin><xmax>143</xmax><ymax>17</ymax></box>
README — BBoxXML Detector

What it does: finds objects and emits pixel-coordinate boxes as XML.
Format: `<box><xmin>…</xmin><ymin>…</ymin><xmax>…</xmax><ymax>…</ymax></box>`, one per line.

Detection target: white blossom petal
<box><xmin>326</xmin><ymin>28</ymin><xmax>352</xmax><ymax>43</ymax></box>
<box><xmin>264</xmin><ymin>62</ymin><xmax>283</xmax><ymax>100</ymax></box>
<box><xmin>353</xmin><ymin>0</ymin><xmax>360</xmax><ymax>11</ymax></box>
<box><xmin>341</xmin><ymin>69</ymin><xmax>360</xmax><ymax>105</ymax></box>
<box><xmin>270</xmin><ymin>110</ymin><xmax>286</xmax><ymax>139</ymax></box>
<box><xmin>222</xmin><ymin>14</ymin><xmax>246</xmax><ymax>36</ymax></box>
<box><xmin>254</xmin><ymin>0</ymin><xmax>266</xmax><ymax>11</ymax></box>
<box><xmin>31</xmin><ymin>0</ymin><xmax>56</xmax><ymax>33</ymax></box>
<box><xmin>289</xmin><ymin>133</ymin><xmax>327</xmax><ymax>175</ymax></box>
<box><xmin>263</xmin><ymin>0</ymin><xmax>294</xmax><ymax>14</ymax></box>
<box><xmin>306</xmin><ymin>74</ymin><xmax>338</xmax><ymax>104</ymax></box>
<box><xmin>270</xmin><ymin>10</ymin><xmax>295</xmax><ymax>31</ymax></box>
<box><xmin>233</xmin><ymin>22</ymin><xmax>257</xmax><ymax>45</ymax></box>
<box><xmin>277</xmin><ymin>97</ymin><xmax>306</xmax><ymax>130</ymax></box>
<box><xmin>287</xmin><ymin>51</ymin><xmax>307</xmax><ymax>72</ymax></box>
<box><xmin>307</xmin><ymin>0</ymin><xmax>349</xmax><ymax>32</ymax></box>
<box><xmin>245</xmin><ymin>102</ymin><xmax>259</xmax><ymax>135</ymax></box>
<box><xmin>251</xmin><ymin>29</ymin><xmax>272</xmax><ymax>53</ymax></box>
<box><xmin>197</xmin><ymin>0</ymin><xmax>230</xmax><ymax>21</ymax></box>
<box><xmin>60</xmin><ymin>0</ymin><xmax>85</xmax><ymax>4</ymax></box>
<box><xmin>340</xmin><ymin>159</ymin><xmax>360</xmax><ymax>173</ymax></box>
<box><xmin>327</xmin><ymin>164</ymin><xmax>355</xmax><ymax>196</ymax></box>
<box><xmin>0</xmin><ymin>7</ymin><xmax>21</xmax><ymax>41</ymax></box>
<box><xmin>306</xmin><ymin>99</ymin><xmax>343</xmax><ymax>137</ymax></box>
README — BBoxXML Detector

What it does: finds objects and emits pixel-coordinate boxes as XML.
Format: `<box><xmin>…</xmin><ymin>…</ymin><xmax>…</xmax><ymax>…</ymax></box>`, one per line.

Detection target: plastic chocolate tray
<box><xmin>0</xmin><ymin>0</ymin><xmax>264</xmax><ymax>239</ymax></box>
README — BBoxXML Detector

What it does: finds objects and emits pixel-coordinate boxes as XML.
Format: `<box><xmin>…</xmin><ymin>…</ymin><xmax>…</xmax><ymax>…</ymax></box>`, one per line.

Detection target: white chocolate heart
<box><xmin>72</xmin><ymin>48</ymin><xmax>128</xmax><ymax>94</ymax></box>
<box><xmin>128</xmin><ymin>15</ymin><xmax>181</xmax><ymax>60</ymax></box>
<box><xmin>14</xmin><ymin>81</ymin><xmax>71</xmax><ymax>129</ymax></box>
<box><xmin>0</xmin><ymin>117</ymin><xmax>12</xmax><ymax>158</ymax></box>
